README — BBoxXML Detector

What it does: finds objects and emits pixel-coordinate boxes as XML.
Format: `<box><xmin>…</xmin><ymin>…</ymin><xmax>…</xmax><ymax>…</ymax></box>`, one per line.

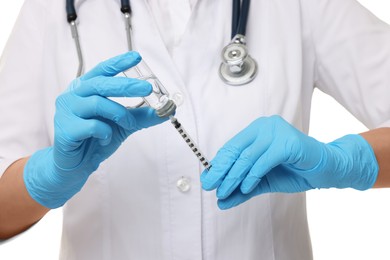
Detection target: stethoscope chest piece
<box><xmin>219</xmin><ymin>35</ymin><xmax>257</xmax><ymax>86</ymax></box>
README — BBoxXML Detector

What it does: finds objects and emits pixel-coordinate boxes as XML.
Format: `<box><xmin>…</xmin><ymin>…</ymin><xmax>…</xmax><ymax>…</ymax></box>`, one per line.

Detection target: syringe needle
<box><xmin>169</xmin><ymin>116</ymin><xmax>212</xmax><ymax>171</ymax></box>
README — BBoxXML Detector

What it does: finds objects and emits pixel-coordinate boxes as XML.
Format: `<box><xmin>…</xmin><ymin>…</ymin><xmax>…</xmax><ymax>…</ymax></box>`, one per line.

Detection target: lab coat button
<box><xmin>176</xmin><ymin>177</ymin><xmax>191</xmax><ymax>192</ymax></box>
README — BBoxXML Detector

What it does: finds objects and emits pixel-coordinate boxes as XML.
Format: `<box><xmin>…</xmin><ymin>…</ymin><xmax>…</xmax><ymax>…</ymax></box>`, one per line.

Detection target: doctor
<box><xmin>0</xmin><ymin>0</ymin><xmax>390</xmax><ymax>260</ymax></box>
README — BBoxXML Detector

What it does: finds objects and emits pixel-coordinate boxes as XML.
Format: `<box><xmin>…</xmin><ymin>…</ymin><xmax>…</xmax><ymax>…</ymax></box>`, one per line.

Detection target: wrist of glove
<box><xmin>293</xmin><ymin>134</ymin><xmax>378</xmax><ymax>191</ymax></box>
<box><xmin>24</xmin><ymin>147</ymin><xmax>90</xmax><ymax>209</ymax></box>
<box><xmin>200</xmin><ymin>115</ymin><xmax>379</xmax><ymax>209</ymax></box>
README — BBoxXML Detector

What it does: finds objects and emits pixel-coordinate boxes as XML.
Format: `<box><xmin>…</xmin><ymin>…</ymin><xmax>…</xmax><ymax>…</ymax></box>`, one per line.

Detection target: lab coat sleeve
<box><xmin>0</xmin><ymin>0</ymin><xmax>50</xmax><ymax>177</ymax></box>
<box><xmin>301</xmin><ymin>0</ymin><xmax>390</xmax><ymax>129</ymax></box>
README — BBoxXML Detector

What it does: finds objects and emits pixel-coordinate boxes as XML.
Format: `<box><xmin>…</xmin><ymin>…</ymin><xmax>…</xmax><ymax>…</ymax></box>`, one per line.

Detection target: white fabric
<box><xmin>0</xmin><ymin>0</ymin><xmax>389</xmax><ymax>259</ymax></box>
<box><xmin>379</xmin><ymin>120</ymin><xmax>390</xmax><ymax>128</ymax></box>
<box><xmin>147</xmin><ymin>0</ymin><xmax>195</xmax><ymax>53</ymax></box>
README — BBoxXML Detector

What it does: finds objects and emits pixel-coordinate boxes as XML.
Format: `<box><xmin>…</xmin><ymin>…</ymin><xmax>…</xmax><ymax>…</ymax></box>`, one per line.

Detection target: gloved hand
<box><xmin>24</xmin><ymin>52</ymin><xmax>167</xmax><ymax>209</ymax></box>
<box><xmin>201</xmin><ymin>115</ymin><xmax>378</xmax><ymax>210</ymax></box>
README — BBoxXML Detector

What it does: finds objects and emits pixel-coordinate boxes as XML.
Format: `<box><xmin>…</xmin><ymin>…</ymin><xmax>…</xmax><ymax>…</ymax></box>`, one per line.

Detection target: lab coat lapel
<box><xmin>169</xmin><ymin>0</ymin><xmax>231</xmax><ymax>89</ymax></box>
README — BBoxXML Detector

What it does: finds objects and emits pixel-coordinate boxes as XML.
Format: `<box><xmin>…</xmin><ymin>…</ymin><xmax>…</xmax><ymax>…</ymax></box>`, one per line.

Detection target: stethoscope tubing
<box><xmin>65</xmin><ymin>0</ymin><xmax>132</xmax><ymax>77</ymax></box>
<box><xmin>231</xmin><ymin>0</ymin><xmax>251</xmax><ymax>38</ymax></box>
<box><xmin>66</xmin><ymin>0</ymin><xmax>249</xmax><ymax>36</ymax></box>
<box><xmin>66</xmin><ymin>0</ymin><xmax>131</xmax><ymax>21</ymax></box>
<box><xmin>120</xmin><ymin>0</ymin><xmax>131</xmax><ymax>14</ymax></box>
<box><xmin>65</xmin><ymin>0</ymin><xmax>256</xmax><ymax>85</ymax></box>
<box><xmin>66</xmin><ymin>0</ymin><xmax>77</xmax><ymax>22</ymax></box>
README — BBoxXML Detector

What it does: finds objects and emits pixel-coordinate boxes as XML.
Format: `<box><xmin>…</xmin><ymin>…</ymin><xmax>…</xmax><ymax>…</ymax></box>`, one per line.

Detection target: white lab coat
<box><xmin>0</xmin><ymin>0</ymin><xmax>389</xmax><ymax>259</ymax></box>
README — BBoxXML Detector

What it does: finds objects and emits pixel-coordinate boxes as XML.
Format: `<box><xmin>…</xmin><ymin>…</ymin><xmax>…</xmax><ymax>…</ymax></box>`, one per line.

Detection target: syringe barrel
<box><xmin>170</xmin><ymin>116</ymin><xmax>212</xmax><ymax>171</ymax></box>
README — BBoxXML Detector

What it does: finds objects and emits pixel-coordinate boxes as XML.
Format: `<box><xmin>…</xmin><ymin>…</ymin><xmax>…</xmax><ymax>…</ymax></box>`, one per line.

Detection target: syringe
<box><xmin>122</xmin><ymin>60</ymin><xmax>211</xmax><ymax>171</ymax></box>
<box><xmin>170</xmin><ymin>116</ymin><xmax>212</xmax><ymax>171</ymax></box>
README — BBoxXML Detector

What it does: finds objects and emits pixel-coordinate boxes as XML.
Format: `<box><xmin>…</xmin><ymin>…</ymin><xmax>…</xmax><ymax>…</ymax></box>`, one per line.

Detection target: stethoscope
<box><xmin>66</xmin><ymin>0</ymin><xmax>257</xmax><ymax>86</ymax></box>
<box><xmin>220</xmin><ymin>0</ymin><xmax>257</xmax><ymax>85</ymax></box>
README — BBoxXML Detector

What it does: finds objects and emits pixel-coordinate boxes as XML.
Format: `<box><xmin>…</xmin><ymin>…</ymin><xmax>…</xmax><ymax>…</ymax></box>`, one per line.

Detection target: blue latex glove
<box><xmin>201</xmin><ymin>115</ymin><xmax>378</xmax><ymax>210</ymax></box>
<box><xmin>24</xmin><ymin>52</ymin><xmax>167</xmax><ymax>209</ymax></box>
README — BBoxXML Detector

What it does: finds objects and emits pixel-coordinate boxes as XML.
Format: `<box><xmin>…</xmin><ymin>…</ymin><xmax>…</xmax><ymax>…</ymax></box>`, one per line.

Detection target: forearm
<box><xmin>0</xmin><ymin>157</ymin><xmax>49</xmax><ymax>239</ymax></box>
<box><xmin>360</xmin><ymin>127</ymin><xmax>390</xmax><ymax>188</ymax></box>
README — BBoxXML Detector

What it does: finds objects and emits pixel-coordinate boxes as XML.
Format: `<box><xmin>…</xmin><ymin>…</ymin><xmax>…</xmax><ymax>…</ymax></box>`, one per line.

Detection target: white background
<box><xmin>0</xmin><ymin>1</ymin><xmax>389</xmax><ymax>259</ymax></box>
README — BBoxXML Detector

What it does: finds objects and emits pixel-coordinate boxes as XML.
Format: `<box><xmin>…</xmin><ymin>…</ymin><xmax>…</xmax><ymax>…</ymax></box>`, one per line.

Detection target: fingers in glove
<box><xmin>217</xmin><ymin>167</ymin><xmax>309</xmax><ymax>210</ymax></box>
<box><xmin>55</xmin><ymin>113</ymin><xmax>113</xmax><ymax>146</ymax></box>
<box><xmin>215</xmin><ymin>144</ymin><xmax>266</xmax><ymax>199</ymax></box>
<box><xmin>74</xmin><ymin>76</ymin><xmax>152</xmax><ymax>98</ymax></box>
<box><xmin>81</xmin><ymin>52</ymin><xmax>142</xmax><ymax>80</ymax></box>
<box><xmin>128</xmin><ymin>107</ymin><xmax>168</xmax><ymax>130</ymax></box>
<box><xmin>213</xmin><ymin>120</ymin><xmax>273</xmax><ymax>199</ymax></box>
<box><xmin>67</xmin><ymin>94</ymin><xmax>137</xmax><ymax>130</ymax></box>
<box><xmin>217</xmin><ymin>182</ymin><xmax>268</xmax><ymax>210</ymax></box>
<box><xmin>240</xmin><ymin>144</ymin><xmax>288</xmax><ymax>194</ymax></box>
<box><xmin>201</xmin><ymin>124</ymin><xmax>257</xmax><ymax>191</ymax></box>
